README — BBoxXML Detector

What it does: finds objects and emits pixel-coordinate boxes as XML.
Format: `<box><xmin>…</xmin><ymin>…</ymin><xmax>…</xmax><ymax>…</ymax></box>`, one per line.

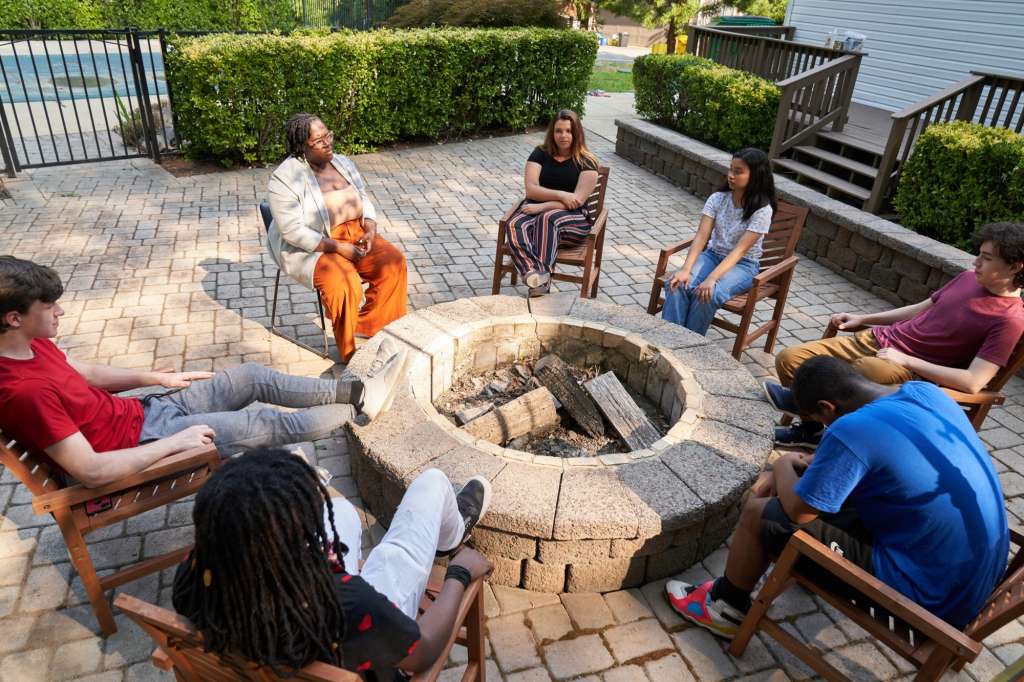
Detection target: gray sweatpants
<box><xmin>138</xmin><ymin>363</ymin><xmax>358</xmax><ymax>456</ymax></box>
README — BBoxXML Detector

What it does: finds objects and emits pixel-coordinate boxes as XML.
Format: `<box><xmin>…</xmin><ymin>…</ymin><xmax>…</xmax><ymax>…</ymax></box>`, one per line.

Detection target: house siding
<box><xmin>784</xmin><ymin>0</ymin><xmax>1024</xmax><ymax>112</ymax></box>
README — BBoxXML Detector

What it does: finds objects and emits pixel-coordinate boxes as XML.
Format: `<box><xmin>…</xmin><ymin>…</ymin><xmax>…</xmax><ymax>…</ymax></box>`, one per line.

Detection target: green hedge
<box><xmin>0</xmin><ymin>0</ymin><xmax>296</xmax><ymax>30</ymax></box>
<box><xmin>166</xmin><ymin>28</ymin><xmax>597</xmax><ymax>164</ymax></box>
<box><xmin>894</xmin><ymin>121</ymin><xmax>1024</xmax><ymax>249</ymax></box>
<box><xmin>633</xmin><ymin>53</ymin><xmax>779</xmax><ymax>152</ymax></box>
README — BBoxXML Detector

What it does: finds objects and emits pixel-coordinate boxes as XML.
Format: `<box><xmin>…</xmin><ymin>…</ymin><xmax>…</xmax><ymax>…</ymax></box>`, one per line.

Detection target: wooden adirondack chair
<box><xmin>0</xmin><ymin>433</ymin><xmax>220</xmax><ymax>635</ymax></box>
<box><xmin>729</xmin><ymin>528</ymin><xmax>1024</xmax><ymax>681</ymax></box>
<box><xmin>491</xmin><ymin>166</ymin><xmax>610</xmax><ymax>298</ymax></box>
<box><xmin>114</xmin><ymin>565</ymin><xmax>487</xmax><ymax>682</ymax></box>
<box><xmin>647</xmin><ymin>201</ymin><xmax>809</xmax><ymax>360</ymax></box>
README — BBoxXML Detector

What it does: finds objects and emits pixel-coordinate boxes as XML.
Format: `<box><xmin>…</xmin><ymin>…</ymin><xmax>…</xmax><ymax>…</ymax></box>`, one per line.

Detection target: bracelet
<box><xmin>445</xmin><ymin>565</ymin><xmax>472</xmax><ymax>590</ymax></box>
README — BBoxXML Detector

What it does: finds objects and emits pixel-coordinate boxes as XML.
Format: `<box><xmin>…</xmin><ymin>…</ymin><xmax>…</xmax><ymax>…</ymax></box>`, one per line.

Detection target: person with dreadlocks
<box><xmin>267</xmin><ymin>113</ymin><xmax>408</xmax><ymax>363</ymax></box>
<box><xmin>173</xmin><ymin>449</ymin><xmax>494</xmax><ymax>680</ymax></box>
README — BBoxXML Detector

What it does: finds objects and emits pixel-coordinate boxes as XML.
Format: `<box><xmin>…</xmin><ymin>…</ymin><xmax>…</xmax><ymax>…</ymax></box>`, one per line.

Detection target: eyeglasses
<box><xmin>308</xmin><ymin>130</ymin><xmax>334</xmax><ymax>149</ymax></box>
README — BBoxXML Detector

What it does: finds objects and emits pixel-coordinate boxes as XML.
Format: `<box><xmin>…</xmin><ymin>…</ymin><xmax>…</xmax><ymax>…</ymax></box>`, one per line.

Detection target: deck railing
<box><xmin>710</xmin><ymin>25</ymin><xmax>796</xmax><ymax>41</ymax></box>
<box><xmin>866</xmin><ymin>71</ymin><xmax>1024</xmax><ymax>213</ymax></box>
<box><xmin>768</xmin><ymin>54</ymin><xmax>862</xmax><ymax>158</ymax></box>
<box><xmin>686</xmin><ymin>25</ymin><xmax>855</xmax><ymax>82</ymax></box>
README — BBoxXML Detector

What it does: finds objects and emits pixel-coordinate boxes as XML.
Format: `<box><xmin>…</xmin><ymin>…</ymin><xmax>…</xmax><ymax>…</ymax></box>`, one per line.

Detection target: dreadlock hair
<box><xmin>172</xmin><ymin>448</ymin><xmax>347</xmax><ymax>674</ymax></box>
<box><xmin>284</xmin><ymin>113</ymin><xmax>320</xmax><ymax>159</ymax></box>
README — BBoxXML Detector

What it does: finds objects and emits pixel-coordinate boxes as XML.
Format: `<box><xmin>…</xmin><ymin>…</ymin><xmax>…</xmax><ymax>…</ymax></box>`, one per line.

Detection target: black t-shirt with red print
<box><xmin>333</xmin><ymin>571</ymin><xmax>421</xmax><ymax>681</ymax></box>
<box><xmin>172</xmin><ymin>559</ymin><xmax>421</xmax><ymax>681</ymax></box>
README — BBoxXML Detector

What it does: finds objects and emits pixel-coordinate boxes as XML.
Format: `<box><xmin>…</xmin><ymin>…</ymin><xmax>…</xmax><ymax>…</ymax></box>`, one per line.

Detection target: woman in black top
<box><xmin>172</xmin><ymin>448</ymin><xmax>492</xmax><ymax>681</ymax></box>
<box><xmin>507</xmin><ymin>109</ymin><xmax>599</xmax><ymax>296</ymax></box>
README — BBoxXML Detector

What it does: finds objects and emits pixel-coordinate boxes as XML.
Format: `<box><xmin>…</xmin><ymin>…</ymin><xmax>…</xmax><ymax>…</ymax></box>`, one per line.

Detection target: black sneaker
<box><xmin>437</xmin><ymin>476</ymin><xmax>492</xmax><ymax>558</ymax></box>
<box><xmin>762</xmin><ymin>381</ymin><xmax>798</xmax><ymax>417</ymax></box>
<box><xmin>774</xmin><ymin>421</ymin><xmax>824</xmax><ymax>449</ymax></box>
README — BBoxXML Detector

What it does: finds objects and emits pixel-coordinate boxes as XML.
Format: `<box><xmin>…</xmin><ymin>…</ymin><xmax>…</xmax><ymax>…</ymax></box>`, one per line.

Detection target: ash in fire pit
<box><xmin>436</xmin><ymin>356</ymin><xmax>669</xmax><ymax>458</ymax></box>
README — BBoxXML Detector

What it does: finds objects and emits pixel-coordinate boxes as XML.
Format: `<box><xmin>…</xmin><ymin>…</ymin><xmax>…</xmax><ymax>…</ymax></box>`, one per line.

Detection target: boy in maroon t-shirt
<box><xmin>0</xmin><ymin>256</ymin><xmax>407</xmax><ymax>488</ymax></box>
<box><xmin>764</xmin><ymin>221</ymin><xmax>1024</xmax><ymax>447</ymax></box>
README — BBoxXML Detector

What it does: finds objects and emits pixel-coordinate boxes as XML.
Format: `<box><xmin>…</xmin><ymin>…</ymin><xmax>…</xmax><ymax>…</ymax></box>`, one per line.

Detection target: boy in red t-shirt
<box><xmin>763</xmin><ymin>221</ymin><xmax>1024</xmax><ymax>447</ymax></box>
<box><xmin>0</xmin><ymin>256</ymin><xmax>406</xmax><ymax>488</ymax></box>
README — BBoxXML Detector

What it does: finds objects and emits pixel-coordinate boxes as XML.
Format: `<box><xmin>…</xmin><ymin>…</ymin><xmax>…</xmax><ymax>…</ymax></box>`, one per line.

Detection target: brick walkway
<box><xmin>0</xmin><ymin>121</ymin><xmax>1022</xmax><ymax>681</ymax></box>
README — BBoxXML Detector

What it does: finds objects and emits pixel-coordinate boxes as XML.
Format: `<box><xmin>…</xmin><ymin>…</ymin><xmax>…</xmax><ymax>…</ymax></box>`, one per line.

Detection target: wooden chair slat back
<box><xmin>756</xmin><ymin>202</ymin><xmax>808</xmax><ymax>274</ymax></box>
<box><xmin>966</xmin><ymin>531</ymin><xmax>1024</xmax><ymax>641</ymax></box>
<box><xmin>987</xmin><ymin>334</ymin><xmax>1024</xmax><ymax>392</ymax></box>
<box><xmin>0</xmin><ymin>431</ymin><xmax>64</xmax><ymax>497</ymax></box>
<box><xmin>585</xmin><ymin>166</ymin><xmax>611</xmax><ymax>219</ymax></box>
<box><xmin>115</xmin><ymin>594</ymin><xmax>359</xmax><ymax>681</ymax></box>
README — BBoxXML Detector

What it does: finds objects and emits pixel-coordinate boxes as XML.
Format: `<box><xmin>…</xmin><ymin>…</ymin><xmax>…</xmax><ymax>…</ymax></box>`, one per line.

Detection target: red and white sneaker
<box><xmin>665</xmin><ymin>579</ymin><xmax>745</xmax><ymax>640</ymax></box>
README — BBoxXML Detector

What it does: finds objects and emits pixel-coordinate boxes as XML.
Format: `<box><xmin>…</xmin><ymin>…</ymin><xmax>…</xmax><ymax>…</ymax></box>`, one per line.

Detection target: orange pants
<box><xmin>313</xmin><ymin>219</ymin><xmax>407</xmax><ymax>362</ymax></box>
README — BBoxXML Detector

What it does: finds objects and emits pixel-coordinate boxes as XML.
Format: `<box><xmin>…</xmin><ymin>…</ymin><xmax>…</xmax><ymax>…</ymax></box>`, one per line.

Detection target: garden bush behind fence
<box><xmin>0</xmin><ymin>0</ymin><xmax>296</xmax><ymax>30</ymax></box>
<box><xmin>166</xmin><ymin>28</ymin><xmax>597</xmax><ymax>164</ymax></box>
<box><xmin>895</xmin><ymin>121</ymin><xmax>1024</xmax><ymax>249</ymax></box>
<box><xmin>633</xmin><ymin>53</ymin><xmax>779</xmax><ymax>152</ymax></box>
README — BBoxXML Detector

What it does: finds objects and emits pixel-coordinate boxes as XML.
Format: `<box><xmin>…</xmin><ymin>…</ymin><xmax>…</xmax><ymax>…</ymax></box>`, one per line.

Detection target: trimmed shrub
<box><xmin>895</xmin><ymin>121</ymin><xmax>1024</xmax><ymax>249</ymax></box>
<box><xmin>166</xmin><ymin>28</ymin><xmax>597</xmax><ymax>164</ymax></box>
<box><xmin>387</xmin><ymin>0</ymin><xmax>564</xmax><ymax>28</ymax></box>
<box><xmin>0</xmin><ymin>0</ymin><xmax>105</xmax><ymax>29</ymax></box>
<box><xmin>633</xmin><ymin>53</ymin><xmax>779</xmax><ymax>152</ymax></box>
<box><xmin>0</xmin><ymin>0</ymin><xmax>295</xmax><ymax>30</ymax></box>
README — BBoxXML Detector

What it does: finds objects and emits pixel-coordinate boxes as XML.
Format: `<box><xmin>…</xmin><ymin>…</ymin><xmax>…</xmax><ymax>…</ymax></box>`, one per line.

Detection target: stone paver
<box><xmin>0</xmin><ymin>105</ymin><xmax>1022</xmax><ymax>681</ymax></box>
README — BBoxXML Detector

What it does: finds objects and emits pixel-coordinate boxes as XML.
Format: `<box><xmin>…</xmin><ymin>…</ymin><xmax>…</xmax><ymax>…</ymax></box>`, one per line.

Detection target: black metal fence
<box><xmin>298</xmin><ymin>0</ymin><xmax>406</xmax><ymax>29</ymax></box>
<box><xmin>0</xmin><ymin>28</ymin><xmax>175</xmax><ymax>176</ymax></box>
<box><xmin>0</xmin><ymin>1</ymin><xmax>409</xmax><ymax>177</ymax></box>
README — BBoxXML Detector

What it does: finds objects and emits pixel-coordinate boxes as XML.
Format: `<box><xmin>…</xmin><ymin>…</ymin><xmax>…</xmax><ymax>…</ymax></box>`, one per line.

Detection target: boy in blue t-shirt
<box><xmin>666</xmin><ymin>356</ymin><xmax>1009</xmax><ymax>640</ymax></box>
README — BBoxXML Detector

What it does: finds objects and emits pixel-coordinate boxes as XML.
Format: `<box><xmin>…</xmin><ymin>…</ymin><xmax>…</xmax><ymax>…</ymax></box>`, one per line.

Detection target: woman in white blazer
<box><xmin>267</xmin><ymin>113</ymin><xmax>407</xmax><ymax>362</ymax></box>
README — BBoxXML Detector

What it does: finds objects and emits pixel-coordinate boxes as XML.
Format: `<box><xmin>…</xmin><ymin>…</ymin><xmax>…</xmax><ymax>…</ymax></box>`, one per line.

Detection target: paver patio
<box><xmin>0</xmin><ymin>109</ymin><xmax>1022</xmax><ymax>681</ymax></box>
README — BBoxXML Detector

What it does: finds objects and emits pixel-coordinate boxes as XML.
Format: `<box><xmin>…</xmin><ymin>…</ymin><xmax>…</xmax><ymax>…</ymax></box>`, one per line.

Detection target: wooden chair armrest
<box><xmin>589</xmin><ymin>208</ymin><xmax>608</xmax><ymax>239</ymax></box>
<box><xmin>32</xmin><ymin>445</ymin><xmax>220</xmax><ymax>515</ymax></box>
<box><xmin>788</xmin><ymin>531</ymin><xmax>983</xmax><ymax>660</ymax></box>
<box><xmin>659</xmin><ymin>237</ymin><xmax>695</xmax><ymax>259</ymax></box>
<box><xmin>409</xmin><ymin>576</ymin><xmax>485</xmax><ymax>682</ymax></box>
<box><xmin>499</xmin><ymin>200</ymin><xmax>522</xmax><ymax>228</ymax></box>
<box><xmin>822</xmin><ymin>320</ymin><xmax>869</xmax><ymax>339</ymax></box>
<box><xmin>653</xmin><ymin>238</ymin><xmax>696</xmax><ymax>280</ymax></box>
<box><xmin>151</xmin><ymin>648</ymin><xmax>173</xmax><ymax>671</ymax></box>
<box><xmin>752</xmin><ymin>255</ymin><xmax>799</xmax><ymax>287</ymax></box>
<box><xmin>942</xmin><ymin>388</ymin><xmax>1004</xmax><ymax>406</ymax></box>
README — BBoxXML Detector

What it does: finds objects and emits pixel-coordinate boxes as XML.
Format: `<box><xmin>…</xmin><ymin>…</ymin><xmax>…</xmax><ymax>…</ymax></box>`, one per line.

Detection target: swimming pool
<box><xmin>0</xmin><ymin>50</ymin><xmax>168</xmax><ymax>103</ymax></box>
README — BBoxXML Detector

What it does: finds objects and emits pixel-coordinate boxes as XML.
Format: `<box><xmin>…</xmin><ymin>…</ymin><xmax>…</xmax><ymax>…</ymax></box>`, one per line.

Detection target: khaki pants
<box><xmin>775</xmin><ymin>329</ymin><xmax>915</xmax><ymax>387</ymax></box>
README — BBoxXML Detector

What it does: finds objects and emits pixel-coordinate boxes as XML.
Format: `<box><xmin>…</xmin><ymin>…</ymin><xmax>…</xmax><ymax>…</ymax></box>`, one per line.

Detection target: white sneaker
<box><xmin>524</xmin><ymin>270</ymin><xmax>543</xmax><ymax>288</ymax></box>
<box><xmin>360</xmin><ymin>339</ymin><xmax>408</xmax><ymax>421</ymax></box>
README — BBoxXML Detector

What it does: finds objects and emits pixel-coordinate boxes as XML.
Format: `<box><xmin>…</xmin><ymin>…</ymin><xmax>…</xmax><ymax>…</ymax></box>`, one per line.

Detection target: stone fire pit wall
<box><xmin>347</xmin><ymin>295</ymin><xmax>775</xmax><ymax>593</ymax></box>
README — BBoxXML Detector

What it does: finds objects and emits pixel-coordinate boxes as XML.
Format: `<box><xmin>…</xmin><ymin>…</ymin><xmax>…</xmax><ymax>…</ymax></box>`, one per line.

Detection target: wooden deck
<box><xmin>838</xmin><ymin>102</ymin><xmax>895</xmax><ymax>155</ymax></box>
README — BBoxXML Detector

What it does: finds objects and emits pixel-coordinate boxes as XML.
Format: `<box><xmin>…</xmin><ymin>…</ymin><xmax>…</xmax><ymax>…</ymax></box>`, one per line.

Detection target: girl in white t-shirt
<box><xmin>662</xmin><ymin>148</ymin><xmax>777</xmax><ymax>334</ymax></box>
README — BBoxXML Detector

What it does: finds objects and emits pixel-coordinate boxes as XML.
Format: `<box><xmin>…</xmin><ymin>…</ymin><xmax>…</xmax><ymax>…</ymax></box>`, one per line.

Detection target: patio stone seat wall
<box><xmin>615</xmin><ymin>119</ymin><xmax>976</xmax><ymax>307</ymax></box>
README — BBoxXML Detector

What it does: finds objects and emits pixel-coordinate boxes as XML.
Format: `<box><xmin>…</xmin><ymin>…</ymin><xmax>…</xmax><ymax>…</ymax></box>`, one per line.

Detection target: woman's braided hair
<box><xmin>173</xmin><ymin>448</ymin><xmax>347</xmax><ymax>674</ymax></box>
<box><xmin>284</xmin><ymin>113</ymin><xmax>320</xmax><ymax>158</ymax></box>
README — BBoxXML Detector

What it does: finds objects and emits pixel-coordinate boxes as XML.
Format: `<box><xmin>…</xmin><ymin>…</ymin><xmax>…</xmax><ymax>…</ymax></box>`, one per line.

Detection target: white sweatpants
<box><xmin>324</xmin><ymin>468</ymin><xmax>464</xmax><ymax>619</ymax></box>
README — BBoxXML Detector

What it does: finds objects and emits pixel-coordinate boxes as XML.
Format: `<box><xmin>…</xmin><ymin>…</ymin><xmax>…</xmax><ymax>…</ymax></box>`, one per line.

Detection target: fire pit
<box><xmin>348</xmin><ymin>295</ymin><xmax>774</xmax><ymax>592</ymax></box>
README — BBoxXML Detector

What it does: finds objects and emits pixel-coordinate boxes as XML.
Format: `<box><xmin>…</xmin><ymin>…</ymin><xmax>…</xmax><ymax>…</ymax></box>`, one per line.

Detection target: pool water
<box><xmin>0</xmin><ymin>51</ymin><xmax>168</xmax><ymax>103</ymax></box>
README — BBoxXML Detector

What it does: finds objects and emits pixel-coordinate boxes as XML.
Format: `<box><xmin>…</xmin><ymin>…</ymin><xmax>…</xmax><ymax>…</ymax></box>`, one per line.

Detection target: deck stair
<box><xmin>772</xmin><ymin>130</ymin><xmax>895</xmax><ymax>210</ymax></box>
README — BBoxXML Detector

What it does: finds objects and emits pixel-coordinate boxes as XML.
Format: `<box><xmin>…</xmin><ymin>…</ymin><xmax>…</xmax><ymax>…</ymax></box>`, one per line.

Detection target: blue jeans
<box><xmin>138</xmin><ymin>363</ymin><xmax>358</xmax><ymax>456</ymax></box>
<box><xmin>662</xmin><ymin>250</ymin><xmax>759</xmax><ymax>335</ymax></box>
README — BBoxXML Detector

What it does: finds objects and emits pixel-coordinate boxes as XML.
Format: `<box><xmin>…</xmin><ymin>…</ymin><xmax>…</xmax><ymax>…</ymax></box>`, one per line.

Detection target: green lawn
<box><xmin>588</xmin><ymin>61</ymin><xmax>634</xmax><ymax>93</ymax></box>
